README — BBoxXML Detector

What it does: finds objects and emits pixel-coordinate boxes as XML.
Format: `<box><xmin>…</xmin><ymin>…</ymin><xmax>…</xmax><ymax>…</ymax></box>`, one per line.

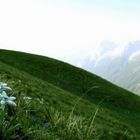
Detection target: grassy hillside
<box><xmin>0</xmin><ymin>49</ymin><xmax>140</xmax><ymax>139</ymax></box>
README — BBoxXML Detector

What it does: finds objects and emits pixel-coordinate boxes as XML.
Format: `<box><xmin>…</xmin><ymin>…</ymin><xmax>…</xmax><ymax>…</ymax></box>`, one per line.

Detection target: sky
<box><xmin>0</xmin><ymin>0</ymin><xmax>140</xmax><ymax>65</ymax></box>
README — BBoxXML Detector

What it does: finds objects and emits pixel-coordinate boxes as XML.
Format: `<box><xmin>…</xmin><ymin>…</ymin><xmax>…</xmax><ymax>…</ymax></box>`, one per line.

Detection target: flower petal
<box><xmin>0</xmin><ymin>99</ymin><xmax>6</xmax><ymax>105</ymax></box>
<box><xmin>23</xmin><ymin>96</ymin><xmax>32</xmax><ymax>100</ymax></box>
<box><xmin>6</xmin><ymin>100</ymin><xmax>16</xmax><ymax>106</ymax></box>
<box><xmin>5</xmin><ymin>87</ymin><xmax>12</xmax><ymax>91</ymax></box>
<box><xmin>8</xmin><ymin>96</ymin><xmax>16</xmax><ymax>100</ymax></box>
<box><xmin>2</xmin><ymin>91</ymin><xmax>8</xmax><ymax>98</ymax></box>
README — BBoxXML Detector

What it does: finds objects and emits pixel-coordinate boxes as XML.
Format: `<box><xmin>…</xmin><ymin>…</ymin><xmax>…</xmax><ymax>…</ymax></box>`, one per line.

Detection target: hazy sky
<box><xmin>0</xmin><ymin>0</ymin><xmax>140</xmax><ymax>65</ymax></box>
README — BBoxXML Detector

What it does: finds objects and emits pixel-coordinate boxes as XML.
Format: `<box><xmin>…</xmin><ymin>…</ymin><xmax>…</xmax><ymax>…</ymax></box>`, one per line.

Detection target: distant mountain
<box><xmin>123</xmin><ymin>41</ymin><xmax>140</xmax><ymax>60</ymax></box>
<box><xmin>82</xmin><ymin>41</ymin><xmax>118</xmax><ymax>73</ymax></box>
<box><xmin>82</xmin><ymin>41</ymin><xmax>140</xmax><ymax>95</ymax></box>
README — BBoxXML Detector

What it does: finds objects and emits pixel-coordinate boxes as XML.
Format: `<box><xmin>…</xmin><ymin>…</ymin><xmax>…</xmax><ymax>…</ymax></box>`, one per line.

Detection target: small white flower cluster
<box><xmin>0</xmin><ymin>82</ymin><xmax>16</xmax><ymax>107</ymax></box>
<box><xmin>23</xmin><ymin>96</ymin><xmax>32</xmax><ymax>104</ymax></box>
<box><xmin>0</xmin><ymin>82</ymin><xmax>12</xmax><ymax>91</ymax></box>
<box><xmin>23</xmin><ymin>96</ymin><xmax>32</xmax><ymax>100</ymax></box>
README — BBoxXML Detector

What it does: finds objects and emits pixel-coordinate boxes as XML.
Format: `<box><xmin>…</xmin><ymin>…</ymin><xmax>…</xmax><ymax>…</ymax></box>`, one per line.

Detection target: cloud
<box><xmin>94</xmin><ymin>44</ymin><xmax>125</xmax><ymax>67</ymax></box>
<box><xmin>129</xmin><ymin>50</ymin><xmax>140</xmax><ymax>62</ymax></box>
<box><xmin>1</xmin><ymin>0</ymin><xmax>140</xmax><ymax>66</ymax></box>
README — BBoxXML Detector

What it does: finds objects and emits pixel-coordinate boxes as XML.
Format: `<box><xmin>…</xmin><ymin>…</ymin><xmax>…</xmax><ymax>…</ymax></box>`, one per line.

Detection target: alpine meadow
<box><xmin>0</xmin><ymin>49</ymin><xmax>140</xmax><ymax>140</ymax></box>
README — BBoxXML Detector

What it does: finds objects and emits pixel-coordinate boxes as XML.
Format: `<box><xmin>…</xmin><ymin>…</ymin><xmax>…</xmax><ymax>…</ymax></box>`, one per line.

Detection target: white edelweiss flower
<box><xmin>0</xmin><ymin>94</ymin><xmax>16</xmax><ymax>106</ymax></box>
<box><xmin>6</xmin><ymin>96</ymin><xmax>16</xmax><ymax>106</ymax></box>
<box><xmin>0</xmin><ymin>95</ymin><xmax>17</xmax><ymax>106</ymax></box>
<box><xmin>0</xmin><ymin>82</ymin><xmax>16</xmax><ymax>107</ymax></box>
<box><xmin>0</xmin><ymin>82</ymin><xmax>12</xmax><ymax>91</ymax></box>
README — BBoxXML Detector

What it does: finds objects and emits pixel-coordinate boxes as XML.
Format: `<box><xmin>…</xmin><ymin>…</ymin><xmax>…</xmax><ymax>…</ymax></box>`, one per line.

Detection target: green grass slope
<box><xmin>0</xmin><ymin>49</ymin><xmax>140</xmax><ymax>139</ymax></box>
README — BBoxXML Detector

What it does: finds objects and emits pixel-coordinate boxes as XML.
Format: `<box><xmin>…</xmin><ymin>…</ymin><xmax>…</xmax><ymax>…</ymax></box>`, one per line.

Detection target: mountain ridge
<box><xmin>82</xmin><ymin>41</ymin><xmax>140</xmax><ymax>95</ymax></box>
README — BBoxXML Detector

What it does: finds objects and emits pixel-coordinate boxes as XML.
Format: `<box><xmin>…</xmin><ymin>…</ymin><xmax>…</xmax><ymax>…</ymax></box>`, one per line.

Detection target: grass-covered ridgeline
<box><xmin>0</xmin><ymin>49</ymin><xmax>140</xmax><ymax>139</ymax></box>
